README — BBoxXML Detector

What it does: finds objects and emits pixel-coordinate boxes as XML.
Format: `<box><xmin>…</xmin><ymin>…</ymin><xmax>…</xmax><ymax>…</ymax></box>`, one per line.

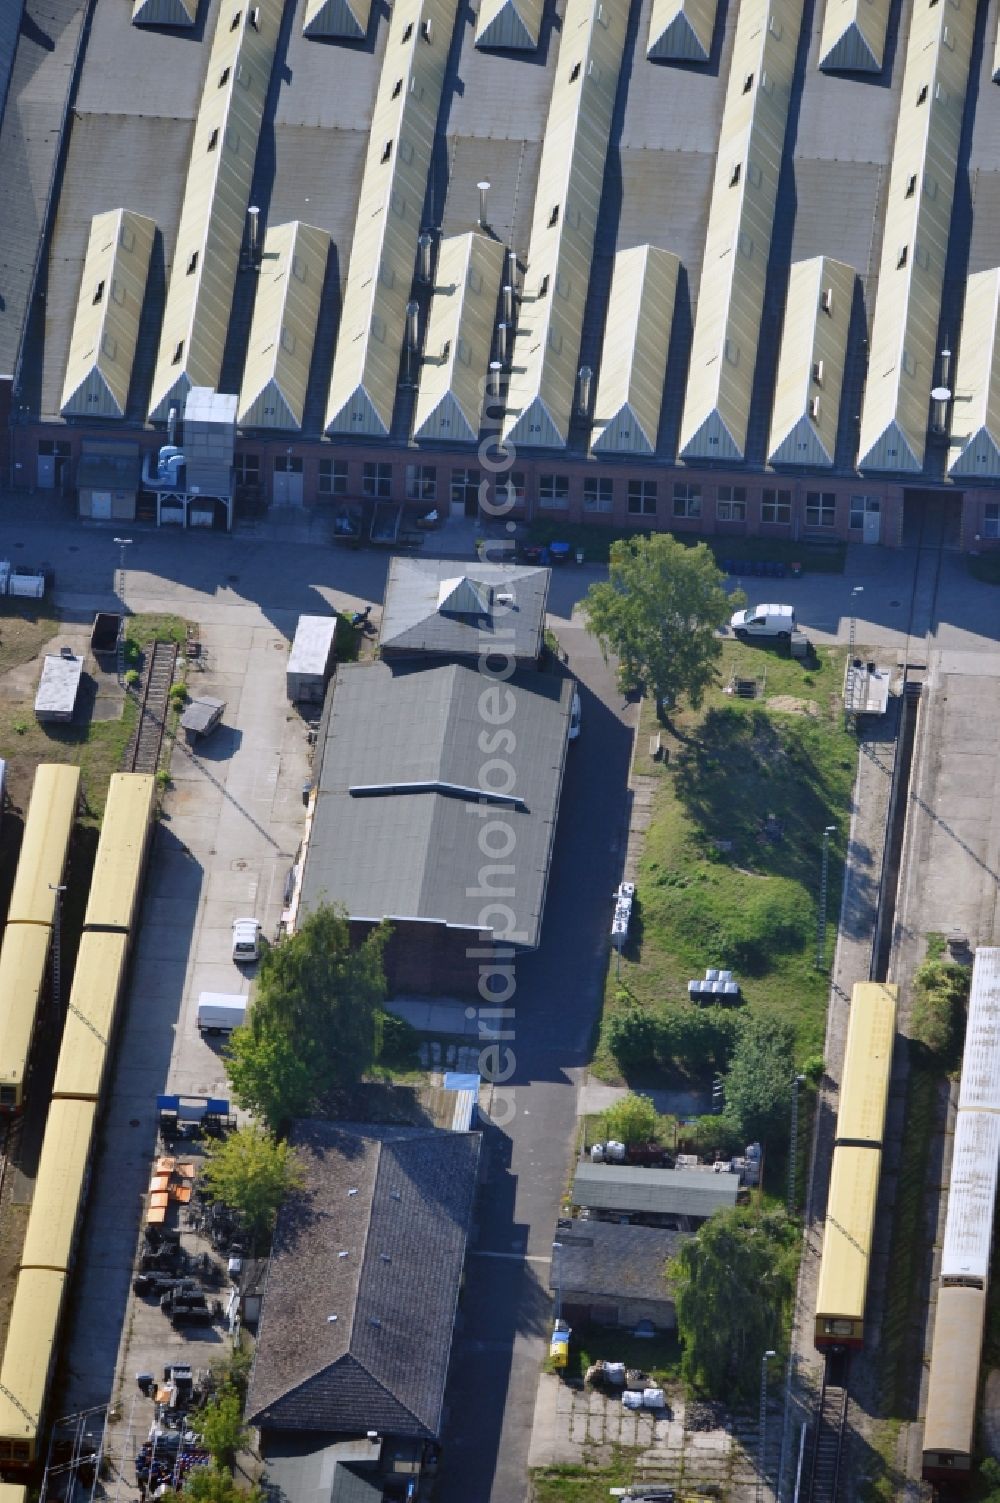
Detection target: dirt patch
<box><xmin>766</xmin><ymin>694</ymin><xmax>821</xmax><ymax>717</ymax></box>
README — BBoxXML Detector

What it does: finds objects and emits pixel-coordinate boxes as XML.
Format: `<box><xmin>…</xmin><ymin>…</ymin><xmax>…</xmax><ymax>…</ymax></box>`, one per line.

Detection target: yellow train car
<box><xmin>20</xmin><ymin>1099</ymin><xmax>97</xmax><ymax>1272</ymax></box>
<box><xmin>0</xmin><ymin>1266</ymin><xmax>67</xmax><ymax>1466</ymax></box>
<box><xmin>0</xmin><ymin>1483</ymin><xmax>28</xmax><ymax>1503</ymax></box>
<box><xmin>923</xmin><ymin>1284</ymin><xmax>986</xmax><ymax>1481</ymax></box>
<box><xmin>7</xmin><ymin>765</ymin><xmax>80</xmax><ymax>925</ymax></box>
<box><xmin>815</xmin><ymin>1145</ymin><xmax>881</xmax><ymax>1347</ymax></box>
<box><xmin>51</xmin><ymin>933</ymin><xmax>127</xmax><ymax>1103</ymax></box>
<box><xmin>0</xmin><ymin>926</ymin><xmax>52</xmax><ymax>1111</ymax></box>
<box><xmin>836</xmin><ymin>982</ymin><xmax>898</xmax><ymax>1145</ymax></box>
<box><xmin>82</xmin><ymin>773</ymin><xmax>156</xmax><ymax>932</ymax></box>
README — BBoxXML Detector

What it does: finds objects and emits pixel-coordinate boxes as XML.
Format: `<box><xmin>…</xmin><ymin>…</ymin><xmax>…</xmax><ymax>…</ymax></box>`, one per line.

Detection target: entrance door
<box><xmin>91</xmin><ymin>491</ymin><xmax>112</xmax><ymax>520</ymax></box>
<box><xmin>37</xmin><ymin>440</ymin><xmax>71</xmax><ymax>491</ymax></box>
<box><xmin>862</xmin><ymin>498</ymin><xmax>881</xmax><ymax>544</ymax></box>
<box><xmin>450</xmin><ymin>467</ymin><xmax>481</xmax><ymax>520</ymax></box>
<box><xmin>36</xmin><ymin>454</ymin><xmax>55</xmax><ymax>489</ymax></box>
<box><xmin>273</xmin><ymin>455</ymin><xmax>304</xmax><ymax>506</ymax></box>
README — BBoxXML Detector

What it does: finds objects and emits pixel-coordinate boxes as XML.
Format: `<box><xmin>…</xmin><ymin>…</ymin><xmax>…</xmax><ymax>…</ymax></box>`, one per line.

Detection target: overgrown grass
<box><xmin>563</xmin><ymin>1327</ymin><xmax>682</xmax><ymax>1389</ymax></box>
<box><xmin>524</xmin><ymin>518</ymin><xmax>846</xmax><ymax>572</ymax></box>
<box><xmin>125</xmin><ymin>613</ymin><xmax>189</xmax><ymax>650</ymax></box>
<box><xmin>531</xmin><ymin>1463</ymin><xmax>634</xmax><ymax>1503</ymax></box>
<box><xmin>598</xmin><ymin>644</ymin><xmax>855</xmax><ymax>1079</ymax></box>
<box><xmin>0</xmin><ymin>694</ymin><xmax>138</xmax><ymax>824</ymax></box>
<box><xmin>0</xmin><ymin>599</ymin><xmax>60</xmax><ymax>674</ymax></box>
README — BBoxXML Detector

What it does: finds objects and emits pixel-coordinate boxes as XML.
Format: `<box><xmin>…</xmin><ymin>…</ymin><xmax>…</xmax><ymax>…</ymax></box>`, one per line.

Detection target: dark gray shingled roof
<box><xmin>551</xmin><ymin>1220</ymin><xmax>687</xmax><ymax>1305</ymax></box>
<box><xmin>378</xmin><ymin>558</ymin><xmax>550</xmax><ymax>664</ymax></box>
<box><xmin>299</xmin><ymin>660</ymin><xmax>572</xmax><ymax>950</ymax></box>
<box><xmin>247</xmin><ymin>1121</ymin><xmax>480</xmax><ymax>1442</ymax></box>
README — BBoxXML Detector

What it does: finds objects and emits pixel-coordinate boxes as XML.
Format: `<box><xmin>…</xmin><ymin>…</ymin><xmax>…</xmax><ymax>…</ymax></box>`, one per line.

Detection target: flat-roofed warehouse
<box><xmin>6</xmin><ymin>0</ymin><xmax>1000</xmax><ymax>549</ymax></box>
<box><xmin>571</xmin><ymin>1161</ymin><xmax>740</xmax><ymax>1225</ymax></box>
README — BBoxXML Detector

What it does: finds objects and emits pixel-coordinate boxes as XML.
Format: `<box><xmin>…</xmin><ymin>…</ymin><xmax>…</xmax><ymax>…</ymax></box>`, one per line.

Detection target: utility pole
<box><xmin>787</xmin><ymin>1074</ymin><xmax>807</xmax><ymax>1216</ymax></box>
<box><xmin>49</xmin><ymin>884</ymin><xmax>67</xmax><ymax>1014</ymax></box>
<box><xmin>113</xmin><ymin>537</ymin><xmax>133</xmax><ymax>687</ymax></box>
<box><xmin>816</xmin><ymin>824</ymin><xmax>837</xmax><ymax>969</ymax></box>
<box><xmin>845</xmin><ymin>584</ymin><xmax>864</xmax><ymax>731</ymax></box>
<box><xmin>758</xmin><ymin>1348</ymin><xmax>776</xmax><ymax>1503</ymax></box>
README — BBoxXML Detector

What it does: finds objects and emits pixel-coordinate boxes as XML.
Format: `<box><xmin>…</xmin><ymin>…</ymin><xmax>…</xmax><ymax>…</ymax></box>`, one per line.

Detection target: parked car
<box><xmin>232</xmin><ymin>917</ymin><xmax>261</xmax><ymax>964</ymax></box>
<box><xmin>729</xmin><ymin>602</ymin><xmax>796</xmax><ymax>640</ymax></box>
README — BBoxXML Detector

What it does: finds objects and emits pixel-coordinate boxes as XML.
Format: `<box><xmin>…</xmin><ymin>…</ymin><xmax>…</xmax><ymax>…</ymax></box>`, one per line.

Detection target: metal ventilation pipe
<box><xmin>577</xmin><ymin>364</ymin><xmax>593</xmax><ymax>414</ymax></box>
<box><xmin>489</xmin><ymin>360</ymin><xmax>502</xmax><ymax>400</ymax></box>
<box><xmin>496</xmin><ymin>322</ymin><xmax>509</xmax><ymax>363</ymax></box>
<box><xmin>418</xmin><ymin>232</ymin><xmax>433</xmax><ymax>284</ymax></box>
<box><xmin>405</xmin><ymin>300</ymin><xmax>420</xmax><ymax>351</ymax></box>
<box><xmin>931</xmin><ymin>385</ymin><xmax>952</xmax><ymax>434</ymax></box>
<box><xmin>939</xmin><ymin>348</ymin><xmax>953</xmax><ymax>387</ymax></box>
<box><xmin>247</xmin><ymin>205</ymin><xmax>260</xmax><ymax>268</ymax></box>
<box><xmin>506</xmin><ymin>246</ymin><xmax>518</xmax><ymax>289</ymax></box>
<box><xmin>502</xmin><ymin>283</ymin><xmax>514</xmax><ymax>325</ymax></box>
<box><xmin>167</xmin><ymin>405</ymin><xmax>178</xmax><ymax>445</ymax></box>
<box><xmin>477</xmin><ymin>180</ymin><xmax>491</xmax><ymax>229</ymax></box>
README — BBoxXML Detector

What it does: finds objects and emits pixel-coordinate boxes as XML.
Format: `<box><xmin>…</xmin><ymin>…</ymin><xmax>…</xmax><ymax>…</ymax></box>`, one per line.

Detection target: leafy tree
<box><xmin>722</xmin><ymin>1014</ymin><xmax>796</xmax><ymax>1143</ymax></box>
<box><xmin>660</xmin><ymin>1004</ymin><xmax>735</xmax><ymax>1073</ymax></box>
<box><xmin>581</xmin><ymin>534</ymin><xmax>738</xmax><ymax>718</ymax></box>
<box><xmin>189</xmin><ymin>1386</ymin><xmax>247</xmax><ymax>1468</ymax></box>
<box><xmin>201</xmin><ymin>1125</ymin><xmax>304</xmax><ymax>1245</ymax></box>
<box><xmin>601</xmin><ymin>1093</ymin><xmax>660</xmax><ymax>1145</ymax></box>
<box><xmin>225</xmin><ymin>903</ymin><xmax>388</xmax><ymax>1129</ymax></box>
<box><xmin>910</xmin><ymin>958</ymin><xmax>969</xmax><ymax>1062</ymax></box>
<box><xmin>167</xmin><ymin>1465</ymin><xmax>264</xmax><ymax>1503</ymax></box>
<box><xmin>606</xmin><ymin>1006</ymin><xmax>662</xmax><ymax>1073</ymax></box>
<box><xmin>669</xmin><ymin>1205</ymin><xmax>798</xmax><ymax>1398</ymax></box>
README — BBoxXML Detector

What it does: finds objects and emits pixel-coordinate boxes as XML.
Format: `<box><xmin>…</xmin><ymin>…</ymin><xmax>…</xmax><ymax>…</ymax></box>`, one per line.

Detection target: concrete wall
<box><xmin>564</xmin><ymin>1296</ymin><xmax>676</xmax><ymax>1331</ymax></box>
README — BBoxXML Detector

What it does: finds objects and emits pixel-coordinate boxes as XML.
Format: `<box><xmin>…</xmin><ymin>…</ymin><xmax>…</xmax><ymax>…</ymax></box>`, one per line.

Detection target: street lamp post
<box><xmin>758</xmin><ymin>1348</ymin><xmax>777</xmax><ymax>1503</ymax></box>
<box><xmin>787</xmin><ymin>1073</ymin><xmax>807</xmax><ymax>1216</ymax></box>
<box><xmin>113</xmin><ymin>537</ymin><xmax>133</xmax><ymax>686</ymax></box>
<box><xmin>48</xmin><ymin>884</ymin><xmax>67</xmax><ymax>1014</ymax></box>
<box><xmin>845</xmin><ymin>585</ymin><xmax>864</xmax><ymax>730</ymax></box>
<box><xmin>816</xmin><ymin>824</ymin><xmax>837</xmax><ymax>969</ymax></box>
<box><xmin>552</xmin><ymin>1240</ymin><xmax>563</xmax><ymax>1322</ymax></box>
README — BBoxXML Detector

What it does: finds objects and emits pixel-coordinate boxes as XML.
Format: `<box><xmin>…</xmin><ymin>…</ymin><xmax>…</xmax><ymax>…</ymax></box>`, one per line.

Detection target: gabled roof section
<box><xmin>818</xmin><ymin>0</ymin><xmax>890</xmax><ymax>73</ymax></box>
<box><xmin>501</xmin><ymin>0</ymin><xmax>630</xmax><ymax>451</ymax></box>
<box><xmin>303</xmin><ymin>0</ymin><xmax>372</xmax><ymax>39</ymax></box>
<box><xmin>767</xmin><ymin>256</ymin><xmax>855</xmax><ymax>467</ymax></box>
<box><xmin>475</xmin><ymin>0</ymin><xmax>544</xmax><ymax>50</ymax></box>
<box><xmin>132</xmin><ymin>0</ymin><xmax>197</xmax><ymax>25</ymax></box>
<box><xmin>413</xmin><ymin>233</ymin><xmax>504</xmax><ymax>443</ymax></box>
<box><xmin>437</xmin><ymin>574</ymin><xmax>491</xmax><ymax>615</ymax></box>
<box><xmin>591</xmin><ymin>244</ymin><xmax>679</xmax><ymax>455</ymax></box>
<box><xmin>379</xmin><ymin>557</ymin><xmax>550</xmax><ymax>661</ymax></box>
<box><xmin>238</xmin><ymin>221</ymin><xmax>330</xmax><ymax>430</ymax></box>
<box><xmin>325</xmin><ymin>0</ymin><xmax>461</xmax><ymax>438</ymax></box>
<box><xmin>247</xmin><ymin>1121</ymin><xmax>481</xmax><ymax>1441</ymax></box>
<box><xmin>948</xmin><ymin>268</ymin><xmax>1000</xmax><ymax>479</ymax></box>
<box><xmin>678</xmin><ymin>0</ymin><xmax>802</xmax><ymax>462</ymax></box>
<box><xmin>647</xmin><ymin>0</ymin><xmax>717</xmax><ymax>63</ymax></box>
<box><xmin>60</xmin><ymin>209</ymin><xmax>155</xmax><ymax>419</ymax></box>
<box><xmin>857</xmin><ymin>0</ymin><xmax>976</xmax><ymax>474</ymax></box>
<box><xmin>147</xmin><ymin>0</ymin><xmax>281</xmax><ymax>421</ymax></box>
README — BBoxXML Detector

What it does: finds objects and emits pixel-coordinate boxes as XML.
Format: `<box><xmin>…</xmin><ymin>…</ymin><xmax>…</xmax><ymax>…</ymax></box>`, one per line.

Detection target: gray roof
<box><xmin>299</xmin><ymin>661</ymin><xmax>571</xmax><ymax>950</ymax></box>
<box><xmin>572</xmin><ymin>1163</ymin><xmax>740</xmax><ymax>1219</ymax></box>
<box><xmin>552</xmin><ymin>1220</ymin><xmax>687</xmax><ymax>1305</ymax></box>
<box><xmin>379</xmin><ymin>558</ymin><xmax>549</xmax><ymax>663</ymax></box>
<box><xmin>262</xmin><ymin>1436</ymin><xmax>384</xmax><ymax>1503</ymax></box>
<box><xmin>77</xmin><ymin>442</ymin><xmax>141</xmax><ymax>492</ymax></box>
<box><xmin>247</xmin><ymin>1121</ymin><xmax>480</xmax><ymax>1441</ymax></box>
<box><xmin>0</xmin><ymin>1</ymin><xmax>23</xmax><ymax>129</ymax></box>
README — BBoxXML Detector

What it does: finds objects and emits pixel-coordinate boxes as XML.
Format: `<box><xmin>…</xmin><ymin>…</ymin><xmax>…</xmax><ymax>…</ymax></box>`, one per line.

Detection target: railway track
<box><xmin>806</xmin><ymin>1353</ymin><xmax>849</xmax><ymax>1503</ymax></box>
<box><xmin>124</xmin><ymin>640</ymin><xmax>177</xmax><ymax>774</ymax></box>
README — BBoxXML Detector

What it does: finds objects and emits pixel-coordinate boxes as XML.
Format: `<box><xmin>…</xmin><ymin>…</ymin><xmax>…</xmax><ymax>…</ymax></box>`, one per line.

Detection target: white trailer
<box><xmin>35</xmin><ymin>651</ymin><xmax>84</xmax><ymax>722</ymax></box>
<box><xmin>286</xmin><ymin>614</ymin><xmax>337</xmax><ymax>704</ymax></box>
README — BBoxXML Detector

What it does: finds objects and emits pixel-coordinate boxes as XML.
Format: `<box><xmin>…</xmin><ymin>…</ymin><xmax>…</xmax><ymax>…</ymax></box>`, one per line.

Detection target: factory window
<box><xmin>402</xmin><ymin>21</ymin><xmax>413</xmax><ymax>40</ymax></box>
<box><xmin>405</xmin><ymin>464</ymin><xmax>437</xmax><ymax>502</ymax></box>
<box><xmin>381</xmin><ymin>140</ymin><xmax>393</xmax><ymax>164</ymax></box>
<box><xmin>234</xmin><ymin>454</ymin><xmax>260</xmax><ymax>488</ymax></box>
<box><xmin>849</xmin><ymin>495</ymin><xmax>879</xmax><ymax>530</ymax></box>
<box><xmin>230</xmin><ymin>9</ymin><xmax>241</xmax><ymax>28</ymax></box>
<box><xmin>761</xmin><ymin>487</ymin><xmax>791</xmax><ymax>525</ymax></box>
<box><xmin>363</xmin><ymin>462</ymin><xmax>393</xmax><ymax>499</ymax></box>
<box><xmin>806</xmin><ymin>491</ymin><xmax>836</xmax><ymax>528</ymax></box>
<box><xmin>570</xmin><ymin>60</ymin><xmax>581</xmax><ymax>81</ymax></box>
<box><xmin>627</xmin><ymin>479</ymin><xmax>658</xmax><ymax>516</ymax></box>
<box><xmin>208</xmin><ymin>128</ymin><xmax>219</xmax><ymax>152</ymax></box>
<box><xmin>219</xmin><ymin>67</ymin><xmax>231</xmax><ymax>87</ymax></box>
<box><xmin>392</xmin><ymin>78</ymin><xmax>402</xmax><ymax>98</ymax></box>
<box><xmin>92</xmin><ymin>280</ymin><xmax>105</xmax><ymax>305</ymax></box>
<box><xmin>497</xmin><ymin>471</ymin><xmax>525</xmax><ymax>509</ymax></box>
<box><xmin>318</xmin><ymin>458</ymin><xmax>348</xmax><ymax>498</ymax></box>
<box><xmin>983</xmin><ymin>503</ymin><xmax>1000</xmax><ymax>539</ymax></box>
<box><xmin>916</xmin><ymin>83</ymin><xmax>928</xmax><ymax>104</ymax></box>
<box><xmin>172</xmin><ymin>341</ymin><xmax>184</xmax><ymax>365</ymax></box>
<box><xmin>187</xmin><ymin>252</ymin><xmax>198</xmax><ymax>275</ymax></box>
<box><xmin>584</xmin><ymin>477</ymin><xmax>613</xmax><ymax>512</ymax></box>
<box><xmin>548</xmin><ymin>205</ymin><xmax>560</xmax><ymax>227</ymax></box>
<box><xmin>539</xmin><ymin>474</ymin><xmax>569</xmax><ymax>508</ymax></box>
<box><xmin>672</xmin><ymin>483</ymin><xmax>701</xmax><ymax>519</ymax></box>
<box><xmin>717</xmin><ymin>485</ymin><xmax>746</xmax><ymax>521</ymax></box>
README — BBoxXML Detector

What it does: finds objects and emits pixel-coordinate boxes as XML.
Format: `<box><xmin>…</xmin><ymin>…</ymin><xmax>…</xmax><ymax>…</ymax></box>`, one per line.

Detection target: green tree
<box><xmin>723</xmin><ymin>1014</ymin><xmax>796</xmax><ymax>1143</ymax></box>
<box><xmin>167</xmin><ymin>1465</ymin><xmax>264</xmax><ymax>1503</ymax></box>
<box><xmin>581</xmin><ymin>534</ymin><xmax>738</xmax><ymax>718</ymax></box>
<box><xmin>225</xmin><ymin>903</ymin><xmax>388</xmax><ymax>1129</ymax></box>
<box><xmin>910</xmin><ymin>958</ymin><xmax>969</xmax><ymax>1062</ymax></box>
<box><xmin>189</xmin><ymin>1386</ymin><xmax>247</xmax><ymax>1468</ymax></box>
<box><xmin>669</xmin><ymin>1205</ymin><xmax>798</xmax><ymax>1398</ymax></box>
<box><xmin>201</xmin><ymin>1125</ymin><xmax>305</xmax><ymax>1244</ymax></box>
<box><xmin>606</xmin><ymin>1005</ymin><xmax>662</xmax><ymax>1073</ymax></box>
<box><xmin>601</xmin><ymin>1093</ymin><xmax>660</xmax><ymax>1145</ymax></box>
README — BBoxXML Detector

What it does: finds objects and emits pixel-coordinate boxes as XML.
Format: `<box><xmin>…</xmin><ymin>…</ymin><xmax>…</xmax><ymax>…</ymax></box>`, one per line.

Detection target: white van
<box><xmin>730</xmin><ymin>603</ymin><xmax>796</xmax><ymax>640</ymax></box>
<box><xmin>197</xmin><ymin>992</ymin><xmax>248</xmax><ymax>1035</ymax></box>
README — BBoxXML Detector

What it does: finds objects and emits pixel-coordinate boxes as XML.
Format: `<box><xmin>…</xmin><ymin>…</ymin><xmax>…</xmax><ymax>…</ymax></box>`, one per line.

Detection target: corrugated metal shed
<box><xmin>0</xmin><ymin>1267</ymin><xmax>66</xmax><ymax>1446</ymax></box>
<box><xmin>147</xmin><ymin>0</ymin><xmax>282</xmax><ymax>421</ymax></box>
<box><xmin>591</xmin><ymin>244</ymin><xmax>679</xmax><ymax>456</ymax></box>
<box><xmin>678</xmin><ymin>0</ymin><xmax>803</xmax><ymax>462</ymax></box>
<box><xmin>83</xmin><ymin>773</ymin><xmax>155</xmax><ymax>932</ymax></box>
<box><xmin>817</xmin><ymin>0</ymin><xmax>890</xmax><ymax>74</ymax></box>
<box><xmin>948</xmin><ymin>268</ymin><xmax>1000</xmax><ymax>479</ymax></box>
<box><xmin>61</xmin><ymin>209</ymin><xmax>155</xmax><ymax>419</ymax></box>
<box><xmin>0</xmin><ymin>927</ymin><xmax>51</xmax><ymax>1101</ymax></box>
<box><xmin>856</xmin><ymin>0</ymin><xmax>976</xmax><ymax>473</ymax></box>
<box><xmin>302</xmin><ymin>0</ymin><xmax>371</xmax><ymax>39</ymax></box>
<box><xmin>238</xmin><ymin>220</ymin><xmax>330</xmax><ymax>430</ymax></box>
<box><xmin>647</xmin><ymin>0</ymin><xmax>717</xmax><ymax>63</ymax></box>
<box><xmin>940</xmin><ymin>1110</ymin><xmax>1000</xmax><ymax>1286</ymax></box>
<box><xmin>923</xmin><ymin>1285</ymin><xmax>985</xmax><ymax>1466</ymax></box>
<box><xmin>767</xmin><ymin>255</ymin><xmax>855</xmax><ymax>467</ymax></box>
<box><xmin>501</xmin><ymin>0</ymin><xmax>630</xmax><ymax>451</ymax></box>
<box><xmin>21</xmin><ymin>1099</ymin><xmax>96</xmax><ymax>1270</ymax></box>
<box><xmin>325</xmin><ymin>0</ymin><xmax>461</xmax><ymax>438</ymax></box>
<box><xmin>958</xmin><ymin>948</ymin><xmax>1000</xmax><ymax>1112</ymax></box>
<box><xmin>52</xmin><ymin>933</ymin><xmax>128</xmax><ymax>1103</ymax></box>
<box><xmin>9</xmin><ymin>765</ymin><xmax>80</xmax><ymax>925</ymax></box>
<box><xmin>413</xmin><ymin>232</ymin><xmax>504</xmax><ymax>443</ymax></box>
<box><xmin>815</xmin><ymin>1145</ymin><xmax>880</xmax><ymax>1322</ymax></box>
<box><xmin>835</xmin><ymin>982</ymin><xmax>897</xmax><ymax>1145</ymax></box>
<box><xmin>572</xmin><ymin>1162</ymin><xmax>740</xmax><ymax>1217</ymax></box>
<box><xmin>475</xmin><ymin>0</ymin><xmax>543</xmax><ymax>50</ymax></box>
<box><xmin>132</xmin><ymin>0</ymin><xmax>197</xmax><ymax>25</ymax></box>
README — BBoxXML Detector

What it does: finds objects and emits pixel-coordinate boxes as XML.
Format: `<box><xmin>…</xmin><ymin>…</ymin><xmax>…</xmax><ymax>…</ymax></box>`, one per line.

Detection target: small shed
<box><xmin>77</xmin><ymin>440</ymin><xmax>142</xmax><ymax>521</ymax></box>
<box><xmin>552</xmin><ymin>1220</ymin><xmax>687</xmax><ymax>1331</ymax></box>
<box><xmin>572</xmin><ymin>1161</ymin><xmax>740</xmax><ymax>1227</ymax></box>
<box><xmin>35</xmin><ymin>653</ymin><xmax>84</xmax><ymax>723</ymax></box>
<box><xmin>286</xmin><ymin>615</ymin><xmax>338</xmax><ymax>704</ymax></box>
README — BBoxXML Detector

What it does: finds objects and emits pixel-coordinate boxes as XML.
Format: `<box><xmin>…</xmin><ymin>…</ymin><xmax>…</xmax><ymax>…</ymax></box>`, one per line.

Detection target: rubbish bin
<box><xmin>790</xmin><ymin>560</ymin><xmax>802</xmax><ymax>578</ymax></box>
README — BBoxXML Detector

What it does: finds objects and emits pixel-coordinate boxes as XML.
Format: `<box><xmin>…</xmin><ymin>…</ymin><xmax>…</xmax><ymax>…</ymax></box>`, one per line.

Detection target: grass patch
<box><xmin>0</xmin><ymin>599</ymin><xmax>60</xmax><ymax>675</ymax></box>
<box><xmin>531</xmin><ymin>1463</ymin><xmax>633</xmax><ymax>1503</ymax></box>
<box><xmin>598</xmin><ymin>642</ymin><xmax>855</xmax><ymax>1081</ymax></box>
<box><xmin>561</xmin><ymin>1326</ymin><xmax>682</xmax><ymax>1389</ymax></box>
<box><xmin>524</xmin><ymin>519</ymin><xmax>846</xmax><ymax>573</ymax></box>
<box><xmin>125</xmin><ymin>613</ymin><xmax>188</xmax><ymax>650</ymax></box>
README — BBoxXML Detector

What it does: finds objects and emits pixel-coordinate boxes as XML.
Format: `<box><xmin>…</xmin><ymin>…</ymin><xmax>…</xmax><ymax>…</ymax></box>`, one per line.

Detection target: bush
<box><xmin>680</xmin><ymin>1114</ymin><xmax>745</xmax><ymax>1158</ymax></box>
<box><xmin>378</xmin><ymin>1011</ymin><xmax>420</xmax><ymax>1069</ymax></box>
<box><xmin>660</xmin><ymin>1004</ymin><xmax>735</xmax><ymax>1073</ymax></box>
<box><xmin>124</xmin><ymin>668</ymin><xmax>140</xmax><ymax>687</ymax></box>
<box><xmin>911</xmin><ymin>959</ymin><xmax>969</xmax><ymax>1062</ymax></box>
<box><xmin>169</xmin><ymin>679</ymin><xmax>188</xmax><ymax>706</ymax></box>
<box><xmin>607</xmin><ymin>1006</ymin><xmax>663</xmax><ymax>1072</ymax></box>
<box><xmin>802</xmin><ymin>1054</ymin><xmax>825</xmax><ymax>1083</ymax></box>
<box><xmin>601</xmin><ymin>1093</ymin><xmax>661</xmax><ymax>1145</ymax></box>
